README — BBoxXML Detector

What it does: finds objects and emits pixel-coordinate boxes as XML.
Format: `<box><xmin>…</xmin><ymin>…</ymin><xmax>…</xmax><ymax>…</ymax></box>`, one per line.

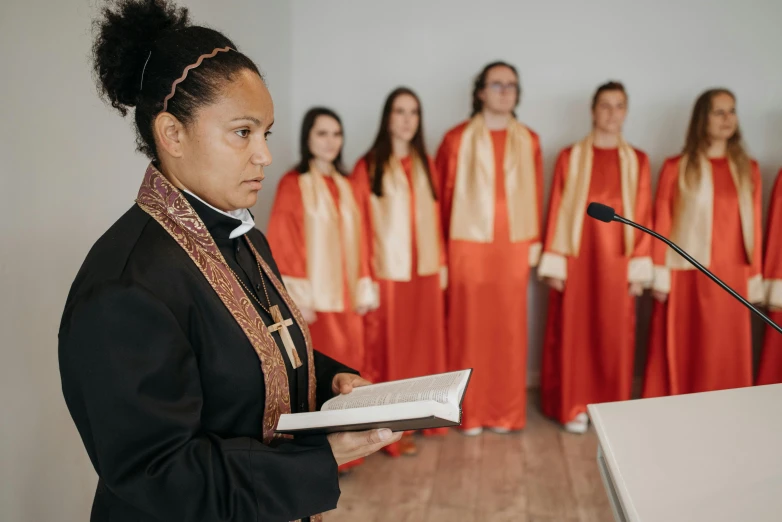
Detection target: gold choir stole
<box><xmin>654</xmin><ymin>154</ymin><xmax>762</xmax><ymax>302</ymax></box>
<box><xmin>539</xmin><ymin>133</ymin><xmax>653</xmax><ymax>285</ymax></box>
<box><xmin>285</xmin><ymin>165</ymin><xmax>378</xmax><ymax>313</ymax></box>
<box><xmin>136</xmin><ymin>165</ymin><xmax>322</xmax><ymax>522</ymax></box>
<box><xmin>449</xmin><ymin>113</ymin><xmax>541</xmax><ymax>266</ymax></box>
<box><xmin>369</xmin><ymin>153</ymin><xmax>445</xmax><ymax>285</ymax></box>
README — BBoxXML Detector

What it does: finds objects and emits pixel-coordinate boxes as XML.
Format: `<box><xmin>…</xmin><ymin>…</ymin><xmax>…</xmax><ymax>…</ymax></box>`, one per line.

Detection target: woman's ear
<box><xmin>154</xmin><ymin>112</ymin><xmax>186</xmax><ymax>159</ymax></box>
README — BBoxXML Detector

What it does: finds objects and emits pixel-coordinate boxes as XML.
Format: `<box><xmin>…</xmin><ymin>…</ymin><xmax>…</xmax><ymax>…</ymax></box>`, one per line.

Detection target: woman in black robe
<box><xmin>57</xmin><ymin>2</ymin><xmax>401</xmax><ymax>521</ymax></box>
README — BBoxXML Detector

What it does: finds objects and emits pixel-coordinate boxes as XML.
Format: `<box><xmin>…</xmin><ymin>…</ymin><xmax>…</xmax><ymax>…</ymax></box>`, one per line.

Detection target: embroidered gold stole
<box><xmin>449</xmin><ymin>113</ymin><xmax>538</xmax><ymax>243</ymax></box>
<box><xmin>136</xmin><ymin>164</ymin><xmax>321</xmax><ymax>522</ymax></box>
<box><xmin>369</xmin><ymin>153</ymin><xmax>441</xmax><ymax>281</ymax></box>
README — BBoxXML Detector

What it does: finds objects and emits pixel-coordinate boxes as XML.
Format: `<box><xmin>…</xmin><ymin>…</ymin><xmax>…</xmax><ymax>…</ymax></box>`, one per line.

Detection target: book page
<box><xmin>322</xmin><ymin>371</ymin><xmax>468</xmax><ymax>412</ymax></box>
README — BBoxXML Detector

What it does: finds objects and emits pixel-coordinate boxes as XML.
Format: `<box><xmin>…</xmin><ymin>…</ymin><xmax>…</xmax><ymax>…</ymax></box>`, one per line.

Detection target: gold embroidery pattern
<box><xmin>245</xmin><ymin>240</ymin><xmax>318</xmax><ymax>414</ymax></box>
<box><xmin>136</xmin><ymin>165</ymin><xmax>292</xmax><ymax>443</ymax></box>
<box><xmin>137</xmin><ymin>165</ymin><xmax>324</xmax><ymax>521</ymax></box>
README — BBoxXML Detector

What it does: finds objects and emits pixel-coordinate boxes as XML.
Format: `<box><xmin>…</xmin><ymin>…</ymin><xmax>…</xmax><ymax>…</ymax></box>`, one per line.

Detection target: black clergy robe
<box><xmin>58</xmin><ymin>193</ymin><xmax>356</xmax><ymax>522</ymax></box>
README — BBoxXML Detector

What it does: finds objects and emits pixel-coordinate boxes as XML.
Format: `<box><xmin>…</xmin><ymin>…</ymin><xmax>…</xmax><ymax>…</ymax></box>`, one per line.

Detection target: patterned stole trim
<box><xmin>135</xmin><ymin>164</ymin><xmax>318</xmax><ymax>446</ymax></box>
<box><xmin>244</xmin><ymin>239</ymin><xmax>318</xmax><ymax>417</ymax></box>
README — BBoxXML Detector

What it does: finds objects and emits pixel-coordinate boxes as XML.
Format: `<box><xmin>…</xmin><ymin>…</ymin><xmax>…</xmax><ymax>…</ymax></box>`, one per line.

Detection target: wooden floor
<box><xmin>324</xmin><ymin>395</ymin><xmax>613</xmax><ymax>522</ymax></box>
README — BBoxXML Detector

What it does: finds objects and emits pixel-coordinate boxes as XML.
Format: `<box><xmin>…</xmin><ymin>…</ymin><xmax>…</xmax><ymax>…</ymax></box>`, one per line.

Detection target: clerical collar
<box><xmin>181</xmin><ymin>190</ymin><xmax>255</xmax><ymax>241</ymax></box>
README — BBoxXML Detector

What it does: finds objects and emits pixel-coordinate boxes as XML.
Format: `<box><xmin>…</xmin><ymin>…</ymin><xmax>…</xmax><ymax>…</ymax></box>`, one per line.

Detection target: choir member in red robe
<box><xmin>352</xmin><ymin>87</ymin><xmax>448</xmax><ymax>456</ymax></box>
<box><xmin>435</xmin><ymin>62</ymin><xmax>543</xmax><ymax>435</ymax></box>
<box><xmin>267</xmin><ymin>108</ymin><xmax>379</xmax><ymax>472</ymax></box>
<box><xmin>539</xmin><ymin>82</ymin><xmax>653</xmax><ymax>434</ymax></box>
<box><xmin>643</xmin><ymin>89</ymin><xmax>763</xmax><ymax>397</ymax></box>
<box><xmin>757</xmin><ymin>168</ymin><xmax>782</xmax><ymax>385</ymax></box>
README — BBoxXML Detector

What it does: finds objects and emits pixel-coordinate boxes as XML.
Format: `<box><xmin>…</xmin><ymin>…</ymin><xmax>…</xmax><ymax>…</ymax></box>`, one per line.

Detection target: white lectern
<box><xmin>587</xmin><ymin>384</ymin><xmax>782</xmax><ymax>522</ymax></box>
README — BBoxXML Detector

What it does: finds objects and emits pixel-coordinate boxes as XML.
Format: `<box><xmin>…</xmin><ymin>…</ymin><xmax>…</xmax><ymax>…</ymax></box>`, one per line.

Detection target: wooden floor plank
<box><xmin>476</xmin><ymin>431</ymin><xmax>527</xmax><ymax>517</ymax></box>
<box><xmin>566</xmin><ymin>452</ymin><xmax>613</xmax><ymax>522</ymax></box>
<box><xmin>322</xmin><ymin>498</ymin><xmax>381</xmax><ymax>522</ymax></box>
<box><xmin>424</xmin><ymin>504</ymin><xmax>477</xmax><ymax>522</ymax></box>
<box><xmin>560</xmin><ymin>428</ymin><xmax>600</xmax><ymax>461</ymax></box>
<box><xmin>327</xmin><ymin>395</ymin><xmax>610</xmax><ymax>522</ymax></box>
<box><xmin>429</xmin><ymin>431</ymin><xmax>483</xmax><ymax>509</ymax></box>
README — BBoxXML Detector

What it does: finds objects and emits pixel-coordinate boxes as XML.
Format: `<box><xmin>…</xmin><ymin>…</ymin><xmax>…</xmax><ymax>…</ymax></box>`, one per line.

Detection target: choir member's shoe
<box><xmin>488</xmin><ymin>427</ymin><xmax>511</xmax><ymax>434</ymax></box>
<box><xmin>399</xmin><ymin>435</ymin><xmax>418</xmax><ymax>456</ymax></box>
<box><xmin>563</xmin><ymin>413</ymin><xmax>589</xmax><ymax>434</ymax></box>
<box><xmin>461</xmin><ymin>427</ymin><xmax>484</xmax><ymax>436</ymax></box>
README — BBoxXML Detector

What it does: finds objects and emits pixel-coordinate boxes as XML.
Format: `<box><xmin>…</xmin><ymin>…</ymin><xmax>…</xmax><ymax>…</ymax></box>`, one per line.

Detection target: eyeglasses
<box><xmin>486</xmin><ymin>82</ymin><xmax>518</xmax><ymax>93</ymax></box>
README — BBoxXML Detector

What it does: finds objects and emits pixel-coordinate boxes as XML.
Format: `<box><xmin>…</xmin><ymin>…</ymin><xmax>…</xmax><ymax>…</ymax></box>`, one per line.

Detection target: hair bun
<box><xmin>92</xmin><ymin>0</ymin><xmax>189</xmax><ymax>116</ymax></box>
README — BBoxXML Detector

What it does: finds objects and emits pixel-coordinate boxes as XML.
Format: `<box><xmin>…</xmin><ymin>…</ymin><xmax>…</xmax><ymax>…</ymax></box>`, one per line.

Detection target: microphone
<box><xmin>586</xmin><ymin>202</ymin><xmax>616</xmax><ymax>223</ymax></box>
<box><xmin>586</xmin><ymin>202</ymin><xmax>782</xmax><ymax>335</ymax></box>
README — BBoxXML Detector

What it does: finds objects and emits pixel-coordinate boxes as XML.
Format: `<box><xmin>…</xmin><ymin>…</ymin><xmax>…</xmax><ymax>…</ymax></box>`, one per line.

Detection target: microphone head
<box><xmin>587</xmin><ymin>202</ymin><xmax>616</xmax><ymax>223</ymax></box>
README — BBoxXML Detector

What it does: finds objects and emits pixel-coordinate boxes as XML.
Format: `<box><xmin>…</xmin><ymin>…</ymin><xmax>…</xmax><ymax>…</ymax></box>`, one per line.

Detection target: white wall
<box><xmin>290</xmin><ymin>0</ymin><xmax>782</xmax><ymax>382</ymax></box>
<box><xmin>0</xmin><ymin>1</ymin><xmax>293</xmax><ymax>520</ymax></box>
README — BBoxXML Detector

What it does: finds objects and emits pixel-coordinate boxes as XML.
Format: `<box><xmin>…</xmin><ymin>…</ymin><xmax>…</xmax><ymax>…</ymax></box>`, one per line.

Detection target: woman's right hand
<box><xmin>327</xmin><ymin>429</ymin><xmax>403</xmax><ymax>466</ymax></box>
<box><xmin>652</xmin><ymin>290</ymin><xmax>668</xmax><ymax>303</ymax></box>
<box><xmin>543</xmin><ymin>277</ymin><xmax>565</xmax><ymax>292</ymax></box>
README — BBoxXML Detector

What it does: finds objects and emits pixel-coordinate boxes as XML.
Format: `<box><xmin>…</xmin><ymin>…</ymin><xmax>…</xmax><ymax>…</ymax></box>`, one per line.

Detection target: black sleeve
<box><xmin>59</xmin><ymin>283</ymin><xmax>341</xmax><ymax>522</ymax></box>
<box><xmin>314</xmin><ymin>350</ymin><xmax>360</xmax><ymax>409</ymax></box>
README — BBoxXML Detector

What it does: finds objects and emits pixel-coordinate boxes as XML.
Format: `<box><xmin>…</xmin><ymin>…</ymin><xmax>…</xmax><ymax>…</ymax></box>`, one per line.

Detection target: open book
<box><xmin>275</xmin><ymin>369</ymin><xmax>473</xmax><ymax>435</ymax></box>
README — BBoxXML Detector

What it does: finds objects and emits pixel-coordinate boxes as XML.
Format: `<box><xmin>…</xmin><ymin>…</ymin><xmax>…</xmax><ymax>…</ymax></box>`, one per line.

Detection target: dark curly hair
<box><xmin>92</xmin><ymin>0</ymin><xmax>262</xmax><ymax>160</ymax></box>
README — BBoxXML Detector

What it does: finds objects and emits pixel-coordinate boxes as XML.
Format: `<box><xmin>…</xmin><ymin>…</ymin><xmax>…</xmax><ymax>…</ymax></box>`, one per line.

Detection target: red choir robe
<box><xmin>267</xmin><ymin>168</ymin><xmax>379</xmax><ymax>471</ymax></box>
<box><xmin>643</xmin><ymin>155</ymin><xmax>763</xmax><ymax>397</ymax></box>
<box><xmin>436</xmin><ymin>115</ymin><xmax>543</xmax><ymax>431</ymax></box>
<box><xmin>539</xmin><ymin>138</ymin><xmax>653</xmax><ymax>424</ymax></box>
<box><xmin>351</xmin><ymin>153</ymin><xmax>449</xmax><ymax>455</ymax></box>
<box><xmin>757</xmin><ymin>168</ymin><xmax>782</xmax><ymax>385</ymax></box>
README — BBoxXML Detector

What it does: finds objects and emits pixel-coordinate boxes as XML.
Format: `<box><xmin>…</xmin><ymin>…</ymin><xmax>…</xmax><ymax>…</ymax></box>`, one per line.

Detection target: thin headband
<box><xmin>139</xmin><ymin>46</ymin><xmax>235</xmax><ymax>111</ymax></box>
<box><xmin>162</xmin><ymin>46</ymin><xmax>234</xmax><ymax>112</ymax></box>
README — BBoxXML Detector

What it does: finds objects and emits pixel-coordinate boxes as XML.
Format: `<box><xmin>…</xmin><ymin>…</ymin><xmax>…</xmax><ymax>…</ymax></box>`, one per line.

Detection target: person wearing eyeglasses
<box><xmin>435</xmin><ymin>61</ymin><xmax>543</xmax><ymax>435</ymax></box>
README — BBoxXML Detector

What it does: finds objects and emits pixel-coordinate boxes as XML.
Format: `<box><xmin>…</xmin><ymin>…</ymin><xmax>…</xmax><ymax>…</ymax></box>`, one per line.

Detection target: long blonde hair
<box><xmin>682</xmin><ymin>88</ymin><xmax>751</xmax><ymax>188</ymax></box>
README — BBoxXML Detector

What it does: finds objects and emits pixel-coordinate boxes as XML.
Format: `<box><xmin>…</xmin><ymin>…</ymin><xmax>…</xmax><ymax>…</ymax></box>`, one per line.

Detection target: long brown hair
<box><xmin>364</xmin><ymin>87</ymin><xmax>437</xmax><ymax>199</ymax></box>
<box><xmin>682</xmin><ymin>88</ymin><xmax>750</xmax><ymax>188</ymax></box>
<box><xmin>294</xmin><ymin>107</ymin><xmax>348</xmax><ymax>176</ymax></box>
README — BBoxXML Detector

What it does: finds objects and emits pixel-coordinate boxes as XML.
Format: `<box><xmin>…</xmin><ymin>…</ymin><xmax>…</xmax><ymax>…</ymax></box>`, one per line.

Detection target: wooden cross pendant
<box><xmin>268</xmin><ymin>304</ymin><xmax>302</xmax><ymax>369</ymax></box>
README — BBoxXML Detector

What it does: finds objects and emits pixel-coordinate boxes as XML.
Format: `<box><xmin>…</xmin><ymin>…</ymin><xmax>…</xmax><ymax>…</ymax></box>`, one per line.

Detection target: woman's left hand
<box><xmin>332</xmin><ymin>373</ymin><xmax>372</xmax><ymax>395</ymax></box>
